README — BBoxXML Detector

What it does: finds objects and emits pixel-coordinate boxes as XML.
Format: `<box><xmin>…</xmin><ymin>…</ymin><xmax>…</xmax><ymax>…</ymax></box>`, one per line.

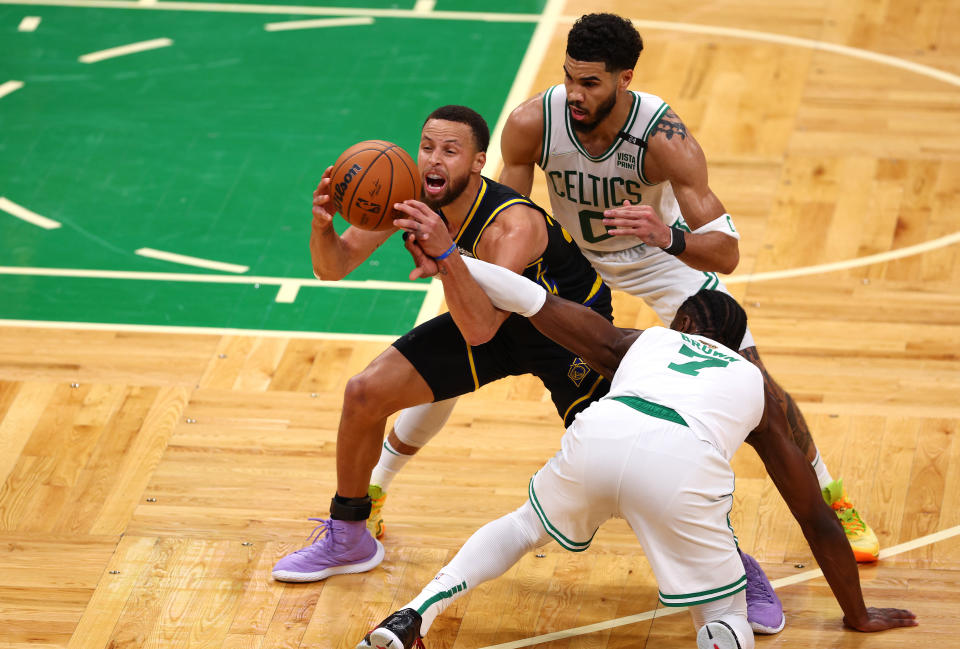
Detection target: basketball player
<box><xmin>364</xmin><ymin>11</ymin><xmax>877</xmax><ymax>633</ymax></box>
<box><xmin>356</xmin><ymin>259</ymin><xmax>917</xmax><ymax>649</ymax></box>
<box><xmin>272</xmin><ymin>105</ymin><xmax>614</xmax><ymax>582</ymax></box>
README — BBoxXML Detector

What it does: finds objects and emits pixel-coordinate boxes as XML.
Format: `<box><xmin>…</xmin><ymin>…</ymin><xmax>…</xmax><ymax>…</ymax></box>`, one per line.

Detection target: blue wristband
<box><xmin>434</xmin><ymin>243</ymin><xmax>458</xmax><ymax>261</ymax></box>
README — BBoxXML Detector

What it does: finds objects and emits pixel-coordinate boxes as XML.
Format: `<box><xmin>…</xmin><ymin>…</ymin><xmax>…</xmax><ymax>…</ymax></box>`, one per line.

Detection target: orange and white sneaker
<box><xmin>367</xmin><ymin>484</ymin><xmax>387</xmax><ymax>540</ymax></box>
<box><xmin>822</xmin><ymin>479</ymin><xmax>879</xmax><ymax>562</ymax></box>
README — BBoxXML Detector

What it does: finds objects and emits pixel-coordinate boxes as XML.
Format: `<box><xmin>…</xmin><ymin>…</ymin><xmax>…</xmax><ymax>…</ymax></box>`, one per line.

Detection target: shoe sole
<box><xmin>697</xmin><ymin>621</ymin><xmax>742</xmax><ymax>649</ymax></box>
<box><xmin>853</xmin><ymin>549</ymin><xmax>879</xmax><ymax>563</ymax></box>
<box><xmin>272</xmin><ymin>539</ymin><xmax>385</xmax><ymax>583</ymax></box>
<box><xmin>357</xmin><ymin>627</ymin><xmax>402</xmax><ymax>649</ymax></box>
<box><xmin>749</xmin><ymin>611</ymin><xmax>785</xmax><ymax>635</ymax></box>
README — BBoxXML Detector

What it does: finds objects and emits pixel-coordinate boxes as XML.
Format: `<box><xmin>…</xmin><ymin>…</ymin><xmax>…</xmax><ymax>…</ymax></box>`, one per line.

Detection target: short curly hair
<box><xmin>566</xmin><ymin>13</ymin><xmax>643</xmax><ymax>72</ymax></box>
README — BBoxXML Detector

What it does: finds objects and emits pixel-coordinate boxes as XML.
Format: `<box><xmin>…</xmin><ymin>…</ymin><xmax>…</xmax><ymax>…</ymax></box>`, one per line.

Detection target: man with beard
<box><xmin>364</xmin><ymin>11</ymin><xmax>879</xmax><ymax>636</ymax></box>
<box><xmin>271</xmin><ymin>104</ymin><xmax>613</xmax><ymax>582</ymax></box>
<box><xmin>498</xmin><ymin>10</ymin><xmax>881</xmax><ymax>631</ymax></box>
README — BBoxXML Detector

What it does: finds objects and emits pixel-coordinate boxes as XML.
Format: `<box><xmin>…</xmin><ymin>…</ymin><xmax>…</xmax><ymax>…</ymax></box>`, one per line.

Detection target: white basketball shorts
<box><xmin>528</xmin><ymin>398</ymin><xmax>747</xmax><ymax>607</ymax></box>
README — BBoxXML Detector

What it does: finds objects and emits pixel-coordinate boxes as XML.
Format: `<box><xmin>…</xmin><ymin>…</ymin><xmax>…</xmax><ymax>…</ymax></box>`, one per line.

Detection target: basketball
<box><xmin>328</xmin><ymin>140</ymin><xmax>422</xmax><ymax>231</ymax></box>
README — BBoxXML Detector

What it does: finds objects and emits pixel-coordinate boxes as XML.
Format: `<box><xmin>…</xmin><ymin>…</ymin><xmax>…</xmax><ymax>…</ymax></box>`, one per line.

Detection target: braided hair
<box><xmin>676</xmin><ymin>289</ymin><xmax>748</xmax><ymax>350</ymax></box>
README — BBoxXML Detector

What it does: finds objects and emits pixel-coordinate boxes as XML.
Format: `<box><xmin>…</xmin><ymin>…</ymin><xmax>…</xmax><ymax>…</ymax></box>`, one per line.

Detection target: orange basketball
<box><xmin>328</xmin><ymin>140</ymin><xmax>422</xmax><ymax>231</ymax></box>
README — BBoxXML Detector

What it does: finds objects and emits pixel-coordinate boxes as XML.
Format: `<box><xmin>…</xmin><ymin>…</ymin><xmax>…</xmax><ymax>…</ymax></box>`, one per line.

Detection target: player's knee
<box><xmin>342</xmin><ymin>370</ymin><xmax>393</xmax><ymax>420</ymax></box>
<box><xmin>506</xmin><ymin>501</ymin><xmax>550</xmax><ymax>550</ymax></box>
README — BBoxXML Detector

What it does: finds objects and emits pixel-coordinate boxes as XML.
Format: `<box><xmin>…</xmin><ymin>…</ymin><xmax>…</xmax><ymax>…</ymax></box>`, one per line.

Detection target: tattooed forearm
<box><xmin>652</xmin><ymin>110</ymin><xmax>688</xmax><ymax>141</ymax></box>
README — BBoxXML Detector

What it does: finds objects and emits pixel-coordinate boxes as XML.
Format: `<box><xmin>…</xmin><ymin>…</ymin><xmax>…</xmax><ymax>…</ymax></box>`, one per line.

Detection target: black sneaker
<box><xmin>357</xmin><ymin>608</ymin><xmax>424</xmax><ymax>649</ymax></box>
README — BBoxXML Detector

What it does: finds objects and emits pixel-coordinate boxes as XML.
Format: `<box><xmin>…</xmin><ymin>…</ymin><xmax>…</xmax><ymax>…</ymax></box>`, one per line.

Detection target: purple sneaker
<box><xmin>273</xmin><ymin>518</ymin><xmax>384</xmax><ymax>582</ymax></box>
<box><xmin>739</xmin><ymin>547</ymin><xmax>785</xmax><ymax>634</ymax></box>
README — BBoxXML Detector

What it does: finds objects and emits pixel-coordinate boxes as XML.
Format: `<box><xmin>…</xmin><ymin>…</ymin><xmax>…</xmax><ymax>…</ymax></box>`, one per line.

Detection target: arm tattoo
<box><xmin>652</xmin><ymin>110</ymin><xmax>687</xmax><ymax>141</ymax></box>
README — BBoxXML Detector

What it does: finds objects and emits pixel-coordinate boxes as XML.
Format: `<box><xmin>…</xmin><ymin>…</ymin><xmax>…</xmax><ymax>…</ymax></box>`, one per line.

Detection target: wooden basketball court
<box><xmin>1</xmin><ymin>0</ymin><xmax>958</xmax><ymax>647</ymax></box>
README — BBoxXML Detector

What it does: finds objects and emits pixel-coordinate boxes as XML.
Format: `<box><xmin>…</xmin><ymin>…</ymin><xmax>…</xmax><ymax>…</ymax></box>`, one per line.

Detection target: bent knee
<box><xmin>342</xmin><ymin>370</ymin><xmax>394</xmax><ymax>419</ymax></box>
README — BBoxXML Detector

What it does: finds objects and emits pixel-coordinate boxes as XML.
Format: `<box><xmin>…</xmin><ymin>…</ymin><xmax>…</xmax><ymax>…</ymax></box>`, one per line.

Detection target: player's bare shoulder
<box><xmin>643</xmin><ymin>108</ymin><xmax>707</xmax><ymax>185</ymax></box>
<box><xmin>501</xmin><ymin>93</ymin><xmax>546</xmax><ymax>165</ymax></box>
<box><xmin>475</xmin><ymin>200</ymin><xmax>548</xmax><ymax>270</ymax></box>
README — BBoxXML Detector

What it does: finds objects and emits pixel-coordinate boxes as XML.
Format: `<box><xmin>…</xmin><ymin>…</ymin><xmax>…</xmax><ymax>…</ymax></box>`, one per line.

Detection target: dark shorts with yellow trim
<box><xmin>392</xmin><ymin>312</ymin><xmax>609</xmax><ymax>427</ymax></box>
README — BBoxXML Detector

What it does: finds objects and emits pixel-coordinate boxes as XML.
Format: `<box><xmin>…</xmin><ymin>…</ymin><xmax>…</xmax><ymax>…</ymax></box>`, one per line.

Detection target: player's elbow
<box><xmin>313</xmin><ymin>265</ymin><xmax>345</xmax><ymax>281</ymax></box>
<box><xmin>717</xmin><ymin>249</ymin><xmax>739</xmax><ymax>275</ymax></box>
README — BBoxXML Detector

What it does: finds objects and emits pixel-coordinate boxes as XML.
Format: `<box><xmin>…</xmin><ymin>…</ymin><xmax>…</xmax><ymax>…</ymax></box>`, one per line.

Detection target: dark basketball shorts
<box><xmin>392</xmin><ymin>312</ymin><xmax>609</xmax><ymax>427</ymax></box>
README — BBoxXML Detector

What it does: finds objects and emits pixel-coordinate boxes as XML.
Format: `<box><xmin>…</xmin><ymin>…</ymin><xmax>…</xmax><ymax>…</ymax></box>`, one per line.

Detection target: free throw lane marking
<box><xmin>18</xmin><ymin>16</ymin><xmax>41</xmax><ymax>30</ymax></box>
<box><xmin>0</xmin><ymin>80</ymin><xmax>25</xmax><ymax>100</ymax></box>
<box><xmin>79</xmin><ymin>37</ymin><xmax>173</xmax><ymax>63</ymax></box>
<box><xmin>135</xmin><ymin>247</ymin><xmax>249</xmax><ymax>273</ymax></box>
<box><xmin>264</xmin><ymin>16</ymin><xmax>373</xmax><ymax>31</ymax></box>
<box><xmin>0</xmin><ymin>197</ymin><xmax>61</xmax><ymax>229</ymax></box>
<box><xmin>413</xmin><ymin>0</ymin><xmax>435</xmax><ymax>11</ymax></box>
<box><xmin>274</xmin><ymin>282</ymin><xmax>300</xmax><ymax>303</ymax></box>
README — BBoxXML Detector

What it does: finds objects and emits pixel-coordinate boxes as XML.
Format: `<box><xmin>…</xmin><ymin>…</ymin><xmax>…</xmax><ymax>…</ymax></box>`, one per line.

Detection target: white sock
<box><xmin>369</xmin><ymin>440</ymin><xmax>413</xmax><ymax>492</ymax></box>
<box><xmin>404</xmin><ymin>501</ymin><xmax>548</xmax><ymax>635</ymax></box>
<box><xmin>811</xmin><ymin>448</ymin><xmax>834</xmax><ymax>490</ymax></box>
<box><xmin>690</xmin><ymin>591</ymin><xmax>753</xmax><ymax>649</ymax></box>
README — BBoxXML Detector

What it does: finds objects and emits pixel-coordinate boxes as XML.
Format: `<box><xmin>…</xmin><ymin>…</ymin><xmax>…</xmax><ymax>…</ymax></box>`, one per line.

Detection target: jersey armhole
<box><xmin>637</xmin><ymin>102</ymin><xmax>671</xmax><ymax>186</ymax></box>
<box><xmin>539</xmin><ymin>86</ymin><xmax>555</xmax><ymax>170</ymax></box>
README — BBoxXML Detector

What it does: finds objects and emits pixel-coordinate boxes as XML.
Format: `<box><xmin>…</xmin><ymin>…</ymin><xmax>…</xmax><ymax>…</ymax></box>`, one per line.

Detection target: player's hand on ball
<box><xmin>843</xmin><ymin>606</ymin><xmax>918</xmax><ymax>632</ymax></box>
<box><xmin>393</xmin><ymin>200</ymin><xmax>454</xmax><ymax>259</ymax></box>
<box><xmin>603</xmin><ymin>200</ymin><xmax>670</xmax><ymax>246</ymax></box>
<box><xmin>311</xmin><ymin>166</ymin><xmax>336</xmax><ymax>232</ymax></box>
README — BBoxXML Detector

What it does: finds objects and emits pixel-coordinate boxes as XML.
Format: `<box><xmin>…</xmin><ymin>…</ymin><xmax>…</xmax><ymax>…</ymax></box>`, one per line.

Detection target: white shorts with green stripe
<box><xmin>528</xmin><ymin>398</ymin><xmax>746</xmax><ymax>607</ymax></box>
<box><xmin>581</xmin><ymin>244</ymin><xmax>755</xmax><ymax>351</ymax></box>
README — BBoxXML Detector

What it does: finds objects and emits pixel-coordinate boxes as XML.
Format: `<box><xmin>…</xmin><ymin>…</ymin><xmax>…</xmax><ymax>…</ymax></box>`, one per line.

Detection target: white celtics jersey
<box><xmin>605</xmin><ymin>327</ymin><xmax>764</xmax><ymax>460</ymax></box>
<box><xmin>539</xmin><ymin>84</ymin><xmax>684</xmax><ymax>252</ymax></box>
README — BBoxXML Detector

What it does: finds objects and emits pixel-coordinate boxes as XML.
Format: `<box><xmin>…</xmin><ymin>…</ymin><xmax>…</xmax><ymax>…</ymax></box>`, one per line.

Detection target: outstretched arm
<box><xmin>748</xmin><ymin>393</ymin><xmax>917</xmax><ymax>632</ymax></box>
<box><xmin>456</xmin><ymin>256</ymin><xmax>635</xmax><ymax>379</ymax></box>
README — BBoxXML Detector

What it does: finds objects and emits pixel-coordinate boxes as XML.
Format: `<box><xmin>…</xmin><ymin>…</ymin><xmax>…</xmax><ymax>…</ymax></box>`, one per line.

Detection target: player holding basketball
<box><xmin>355</xmin><ymin>258</ymin><xmax>917</xmax><ymax>649</ymax></box>
<box><xmin>272</xmin><ymin>105</ymin><xmax>615</xmax><ymax>582</ymax></box>
<box><xmin>365</xmin><ymin>11</ymin><xmax>878</xmax><ymax>635</ymax></box>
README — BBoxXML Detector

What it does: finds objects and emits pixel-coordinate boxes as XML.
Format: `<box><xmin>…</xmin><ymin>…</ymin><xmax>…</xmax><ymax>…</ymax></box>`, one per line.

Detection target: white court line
<box><xmin>135</xmin><ymin>248</ymin><xmax>249</xmax><ymax>273</ymax></box>
<box><xmin>0</xmin><ymin>0</ymin><xmax>541</xmax><ymax>22</ymax></box>
<box><xmin>725</xmin><ymin>230</ymin><xmax>960</xmax><ymax>284</ymax></box>
<box><xmin>0</xmin><ymin>265</ymin><xmax>428</xmax><ymax>292</ymax></box>
<box><xmin>274</xmin><ymin>282</ymin><xmax>300</xmax><ymax>302</ymax></box>
<box><xmin>79</xmin><ymin>37</ymin><xmax>173</xmax><ymax>63</ymax></box>
<box><xmin>478</xmin><ymin>524</ymin><xmax>960</xmax><ymax>649</ymax></box>
<box><xmin>0</xmin><ymin>80</ymin><xmax>25</xmax><ymax>100</ymax></box>
<box><xmin>18</xmin><ymin>15</ymin><xmax>41</xmax><ymax>30</ymax></box>
<box><xmin>413</xmin><ymin>0</ymin><xmax>435</xmax><ymax>12</ymax></box>
<box><xmin>413</xmin><ymin>281</ymin><xmax>446</xmax><ymax>326</ymax></box>
<box><xmin>264</xmin><ymin>16</ymin><xmax>373</xmax><ymax>31</ymax></box>
<box><xmin>0</xmin><ymin>318</ymin><xmax>398</xmax><ymax>342</ymax></box>
<box><xmin>627</xmin><ymin>19</ymin><xmax>960</xmax><ymax>89</ymax></box>
<box><xmin>0</xmin><ymin>196</ymin><xmax>61</xmax><ymax>229</ymax></box>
